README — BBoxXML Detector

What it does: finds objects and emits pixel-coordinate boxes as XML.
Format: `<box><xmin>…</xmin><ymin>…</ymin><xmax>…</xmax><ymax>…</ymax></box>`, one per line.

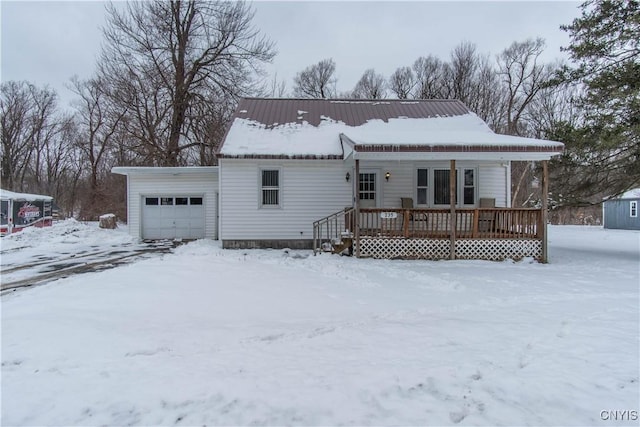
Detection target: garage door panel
<box><xmin>142</xmin><ymin>195</ymin><xmax>205</xmax><ymax>240</ymax></box>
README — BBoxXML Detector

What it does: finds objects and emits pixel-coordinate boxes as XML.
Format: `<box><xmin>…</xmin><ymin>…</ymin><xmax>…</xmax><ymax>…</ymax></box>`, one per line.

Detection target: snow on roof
<box><xmin>0</xmin><ymin>189</ymin><xmax>53</xmax><ymax>201</ymax></box>
<box><xmin>618</xmin><ymin>188</ymin><xmax>640</xmax><ymax>199</ymax></box>
<box><xmin>220</xmin><ymin>113</ymin><xmax>563</xmax><ymax>158</ymax></box>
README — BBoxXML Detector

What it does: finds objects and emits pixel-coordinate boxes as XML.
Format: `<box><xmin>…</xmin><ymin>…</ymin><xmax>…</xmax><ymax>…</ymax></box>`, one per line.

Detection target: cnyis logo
<box><xmin>18</xmin><ymin>203</ymin><xmax>41</xmax><ymax>220</ymax></box>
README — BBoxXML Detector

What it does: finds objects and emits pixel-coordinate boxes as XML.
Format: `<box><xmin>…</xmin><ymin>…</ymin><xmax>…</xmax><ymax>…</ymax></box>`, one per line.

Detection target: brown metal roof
<box><xmin>232</xmin><ymin>98</ymin><xmax>471</xmax><ymax>128</ymax></box>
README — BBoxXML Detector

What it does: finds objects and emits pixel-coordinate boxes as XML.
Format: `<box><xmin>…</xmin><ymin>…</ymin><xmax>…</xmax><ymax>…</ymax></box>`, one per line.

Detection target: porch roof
<box><xmin>219</xmin><ymin>98</ymin><xmax>563</xmax><ymax>161</ymax></box>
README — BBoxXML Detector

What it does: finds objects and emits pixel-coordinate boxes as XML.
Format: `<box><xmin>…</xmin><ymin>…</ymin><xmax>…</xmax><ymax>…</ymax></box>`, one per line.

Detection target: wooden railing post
<box><xmin>449</xmin><ymin>160</ymin><xmax>457</xmax><ymax>260</ymax></box>
<box><xmin>403</xmin><ymin>210</ymin><xmax>410</xmax><ymax>237</ymax></box>
<box><xmin>541</xmin><ymin>160</ymin><xmax>549</xmax><ymax>263</ymax></box>
<box><xmin>472</xmin><ymin>209</ymin><xmax>479</xmax><ymax>238</ymax></box>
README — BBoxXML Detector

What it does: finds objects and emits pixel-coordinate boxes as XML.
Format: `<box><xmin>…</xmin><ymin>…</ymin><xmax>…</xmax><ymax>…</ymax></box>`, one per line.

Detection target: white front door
<box><xmin>358</xmin><ymin>172</ymin><xmax>378</xmax><ymax>208</ymax></box>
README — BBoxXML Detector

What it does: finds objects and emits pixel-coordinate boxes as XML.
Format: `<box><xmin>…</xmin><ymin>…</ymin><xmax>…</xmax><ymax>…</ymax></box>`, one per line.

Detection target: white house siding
<box><xmin>359</xmin><ymin>161</ymin><xmax>508</xmax><ymax>208</ymax></box>
<box><xmin>127</xmin><ymin>172</ymin><xmax>218</xmax><ymax>239</ymax></box>
<box><xmin>219</xmin><ymin>159</ymin><xmax>352</xmax><ymax>247</ymax></box>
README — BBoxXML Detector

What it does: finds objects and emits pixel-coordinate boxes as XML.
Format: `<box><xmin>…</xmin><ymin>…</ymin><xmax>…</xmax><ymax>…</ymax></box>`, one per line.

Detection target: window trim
<box><xmin>631</xmin><ymin>200</ymin><xmax>638</xmax><ymax>218</ymax></box>
<box><xmin>259</xmin><ymin>168</ymin><xmax>282</xmax><ymax>208</ymax></box>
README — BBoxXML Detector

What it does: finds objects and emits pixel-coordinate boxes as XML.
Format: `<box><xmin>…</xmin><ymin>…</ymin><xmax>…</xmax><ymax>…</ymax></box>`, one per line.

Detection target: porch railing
<box><xmin>358</xmin><ymin>208</ymin><xmax>542</xmax><ymax>239</ymax></box>
<box><xmin>312</xmin><ymin>207</ymin><xmax>355</xmax><ymax>254</ymax></box>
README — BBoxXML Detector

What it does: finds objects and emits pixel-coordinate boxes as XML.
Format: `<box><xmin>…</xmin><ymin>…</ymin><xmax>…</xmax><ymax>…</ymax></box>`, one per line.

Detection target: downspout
<box><xmin>354</xmin><ymin>158</ymin><xmax>361</xmax><ymax>258</ymax></box>
<box><xmin>505</xmin><ymin>161</ymin><xmax>511</xmax><ymax>207</ymax></box>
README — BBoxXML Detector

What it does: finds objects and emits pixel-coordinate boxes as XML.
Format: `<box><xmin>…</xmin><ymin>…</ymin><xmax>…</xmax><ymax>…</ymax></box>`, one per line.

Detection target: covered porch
<box><xmin>313</xmin><ymin>204</ymin><xmax>544</xmax><ymax>261</ymax></box>
<box><xmin>313</xmin><ymin>144</ymin><xmax>558</xmax><ymax>261</ymax></box>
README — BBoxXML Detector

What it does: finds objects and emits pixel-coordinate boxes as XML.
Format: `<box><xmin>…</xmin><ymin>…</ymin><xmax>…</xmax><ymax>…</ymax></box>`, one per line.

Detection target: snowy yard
<box><xmin>1</xmin><ymin>222</ymin><xmax>639</xmax><ymax>426</ymax></box>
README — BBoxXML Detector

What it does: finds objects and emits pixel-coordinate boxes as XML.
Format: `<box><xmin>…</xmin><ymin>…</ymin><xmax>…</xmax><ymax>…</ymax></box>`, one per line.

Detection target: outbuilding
<box><xmin>111</xmin><ymin>167</ymin><xmax>219</xmax><ymax>240</ymax></box>
<box><xmin>603</xmin><ymin>188</ymin><xmax>640</xmax><ymax>230</ymax></box>
<box><xmin>1</xmin><ymin>189</ymin><xmax>53</xmax><ymax>236</ymax></box>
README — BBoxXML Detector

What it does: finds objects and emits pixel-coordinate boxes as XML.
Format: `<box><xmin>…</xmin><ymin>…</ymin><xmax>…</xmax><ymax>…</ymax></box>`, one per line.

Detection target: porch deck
<box><xmin>313</xmin><ymin>207</ymin><xmax>545</xmax><ymax>261</ymax></box>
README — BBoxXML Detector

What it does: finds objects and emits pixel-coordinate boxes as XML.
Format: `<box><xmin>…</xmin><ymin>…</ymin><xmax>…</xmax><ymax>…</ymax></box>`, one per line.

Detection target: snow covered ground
<box><xmin>2</xmin><ymin>222</ymin><xmax>639</xmax><ymax>426</ymax></box>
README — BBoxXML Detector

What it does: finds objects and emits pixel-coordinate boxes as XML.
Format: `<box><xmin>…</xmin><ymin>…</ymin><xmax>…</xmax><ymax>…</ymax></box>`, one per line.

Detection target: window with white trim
<box><xmin>463</xmin><ymin>168</ymin><xmax>476</xmax><ymax>205</ymax></box>
<box><xmin>631</xmin><ymin>201</ymin><xmax>638</xmax><ymax>218</ymax></box>
<box><xmin>421</xmin><ymin>168</ymin><xmax>477</xmax><ymax>207</ymax></box>
<box><xmin>416</xmin><ymin>168</ymin><xmax>428</xmax><ymax>205</ymax></box>
<box><xmin>261</xmin><ymin>169</ymin><xmax>280</xmax><ymax>207</ymax></box>
<box><xmin>359</xmin><ymin>173</ymin><xmax>376</xmax><ymax>201</ymax></box>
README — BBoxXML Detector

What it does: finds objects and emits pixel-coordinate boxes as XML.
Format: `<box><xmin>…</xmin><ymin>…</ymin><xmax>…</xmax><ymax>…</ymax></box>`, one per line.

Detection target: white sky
<box><xmin>1</xmin><ymin>1</ymin><xmax>581</xmax><ymax>108</ymax></box>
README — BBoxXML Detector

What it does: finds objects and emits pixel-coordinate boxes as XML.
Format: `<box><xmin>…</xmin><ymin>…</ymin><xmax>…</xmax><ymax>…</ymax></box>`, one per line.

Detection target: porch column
<box><xmin>354</xmin><ymin>158</ymin><xmax>360</xmax><ymax>258</ymax></box>
<box><xmin>541</xmin><ymin>160</ymin><xmax>549</xmax><ymax>263</ymax></box>
<box><xmin>449</xmin><ymin>160</ymin><xmax>456</xmax><ymax>260</ymax></box>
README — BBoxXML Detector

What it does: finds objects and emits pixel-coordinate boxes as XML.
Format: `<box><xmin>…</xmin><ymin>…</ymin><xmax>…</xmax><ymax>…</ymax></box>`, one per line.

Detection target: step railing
<box><xmin>312</xmin><ymin>207</ymin><xmax>355</xmax><ymax>255</ymax></box>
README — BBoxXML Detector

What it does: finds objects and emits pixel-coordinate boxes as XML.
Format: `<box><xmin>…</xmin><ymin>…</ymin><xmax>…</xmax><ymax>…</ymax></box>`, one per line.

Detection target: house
<box><xmin>216</xmin><ymin>98</ymin><xmax>563</xmax><ymax>261</ymax></box>
<box><xmin>0</xmin><ymin>189</ymin><xmax>54</xmax><ymax>236</ymax></box>
<box><xmin>603</xmin><ymin>188</ymin><xmax>640</xmax><ymax>230</ymax></box>
<box><xmin>113</xmin><ymin>98</ymin><xmax>564</xmax><ymax>261</ymax></box>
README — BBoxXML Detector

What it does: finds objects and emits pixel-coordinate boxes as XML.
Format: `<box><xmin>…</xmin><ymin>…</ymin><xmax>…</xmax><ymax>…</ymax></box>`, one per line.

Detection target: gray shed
<box><xmin>603</xmin><ymin>188</ymin><xmax>640</xmax><ymax>230</ymax></box>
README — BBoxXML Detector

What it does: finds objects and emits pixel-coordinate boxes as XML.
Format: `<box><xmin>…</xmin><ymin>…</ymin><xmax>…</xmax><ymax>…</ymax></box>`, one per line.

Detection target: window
<box><xmin>145</xmin><ymin>197</ymin><xmax>159</xmax><ymax>206</ymax></box>
<box><xmin>421</xmin><ymin>168</ymin><xmax>476</xmax><ymax>206</ymax></box>
<box><xmin>161</xmin><ymin>197</ymin><xmax>173</xmax><ymax>206</ymax></box>
<box><xmin>190</xmin><ymin>197</ymin><xmax>203</xmax><ymax>205</ymax></box>
<box><xmin>261</xmin><ymin>170</ymin><xmax>280</xmax><ymax>206</ymax></box>
<box><xmin>463</xmin><ymin>169</ymin><xmax>476</xmax><ymax>205</ymax></box>
<box><xmin>631</xmin><ymin>201</ymin><xmax>638</xmax><ymax>218</ymax></box>
<box><xmin>434</xmin><ymin>169</ymin><xmax>454</xmax><ymax>205</ymax></box>
<box><xmin>175</xmin><ymin>197</ymin><xmax>188</xmax><ymax>205</ymax></box>
<box><xmin>359</xmin><ymin>173</ymin><xmax>376</xmax><ymax>201</ymax></box>
<box><xmin>416</xmin><ymin>169</ymin><xmax>428</xmax><ymax>205</ymax></box>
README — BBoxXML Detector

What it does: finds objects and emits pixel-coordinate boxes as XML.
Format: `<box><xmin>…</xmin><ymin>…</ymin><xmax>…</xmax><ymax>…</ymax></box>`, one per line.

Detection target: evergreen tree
<box><xmin>553</xmin><ymin>0</ymin><xmax>640</xmax><ymax>203</ymax></box>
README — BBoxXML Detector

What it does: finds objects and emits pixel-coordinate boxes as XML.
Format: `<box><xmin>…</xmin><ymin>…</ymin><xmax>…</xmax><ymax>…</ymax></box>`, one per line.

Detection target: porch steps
<box><xmin>331</xmin><ymin>236</ymin><xmax>353</xmax><ymax>256</ymax></box>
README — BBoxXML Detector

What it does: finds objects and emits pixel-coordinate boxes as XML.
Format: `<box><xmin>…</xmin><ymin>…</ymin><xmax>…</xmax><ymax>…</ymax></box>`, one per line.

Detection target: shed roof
<box><xmin>617</xmin><ymin>188</ymin><xmax>640</xmax><ymax>199</ymax></box>
<box><xmin>0</xmin><ymin>189</ymin><xmax>53</xmax><ymax>201</ymax></box>
<box><xmin>218</xmin><ymin>98</ymin><xmax>564</xmax><ymax>160</ymax></box>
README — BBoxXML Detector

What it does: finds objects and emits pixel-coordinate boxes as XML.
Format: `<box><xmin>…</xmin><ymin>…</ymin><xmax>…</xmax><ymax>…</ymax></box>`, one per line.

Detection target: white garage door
<box><xmin>142</xmin><ymin>196</ymin><xmax>205</xmax><ymax>239</ymax></box>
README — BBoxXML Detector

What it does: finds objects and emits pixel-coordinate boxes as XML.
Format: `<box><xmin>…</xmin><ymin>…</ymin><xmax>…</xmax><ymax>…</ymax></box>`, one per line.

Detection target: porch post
<box><xmin>449</xmin><ymin>160</ymin><xmax>456</xmax><ymax>260</ymax></box>
<box><xmin>354</xmin><ymin>158</ymin><xmax>360</xmax><ymax>258</ymax></box>
<box><xmin>541</xmin><ymin>160</ymin><xmax>549</xmax><ymax>263</ymax></box>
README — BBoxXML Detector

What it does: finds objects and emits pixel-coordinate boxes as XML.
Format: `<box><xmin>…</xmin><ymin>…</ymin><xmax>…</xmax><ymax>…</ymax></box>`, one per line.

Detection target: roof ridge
<box><xmin>240</xmin><ymin>97</ymin><xmax>464</xmax><ymax>103</ymax></box>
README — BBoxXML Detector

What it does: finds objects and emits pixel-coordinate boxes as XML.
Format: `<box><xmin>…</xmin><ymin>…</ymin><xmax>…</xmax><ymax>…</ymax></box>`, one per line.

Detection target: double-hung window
<box><xmin>631</xmin><ymin>201</ymin><xmax>638</xmax><ymax>218</ymax></box>
<box><xmin>416</xmin><ymin>168</ymin><xmax>428</xmax><ymax>205</ymax></box>
<box><xmin>261</xmin><ymin>169</ymin><xmax>280</xmax><ymax>207</ymax></box>
<box><xmin>462</xmin><ymin>169</ymin><xmax>475</xmax><ymax>205</ymax></box>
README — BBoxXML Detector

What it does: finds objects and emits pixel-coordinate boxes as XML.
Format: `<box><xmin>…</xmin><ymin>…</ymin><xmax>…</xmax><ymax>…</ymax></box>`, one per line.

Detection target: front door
<box><xmin>358</xmin><ymin>172</ymin><xmax>378</xmax><ymax>208</ymax></box>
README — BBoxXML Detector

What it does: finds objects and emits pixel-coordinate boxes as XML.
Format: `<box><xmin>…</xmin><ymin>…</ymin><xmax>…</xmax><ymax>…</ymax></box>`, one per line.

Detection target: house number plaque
<box><xmin>380</xmin><ymin>212</ymin><xmax>398</xmax><ymax>219</ymax></box>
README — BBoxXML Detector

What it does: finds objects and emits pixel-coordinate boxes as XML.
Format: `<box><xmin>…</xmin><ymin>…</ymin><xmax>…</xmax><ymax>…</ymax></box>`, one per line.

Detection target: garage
<box><xmin>111</xmin><ymin>166</ymin><xmax>218</xmax><ymax>240</ymax></box>
<box><xmin>142</xmin><ymin>195</ymin><xmax>205</xmax><ymax>239</ymax></box>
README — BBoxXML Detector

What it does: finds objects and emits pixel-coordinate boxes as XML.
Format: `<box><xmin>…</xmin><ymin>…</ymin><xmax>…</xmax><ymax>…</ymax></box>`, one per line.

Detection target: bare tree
<box><xmin>1</xmin><ymin>81</ymin><xmax>34</xmax><ymax>190</ymax></box>
<box><xmin>351</xmin><ymin>68</ymin><xmax>387</xmax><ymax>99</ymax></box>
<box><xmin>388</xmin><ymin>66</ymin><xmax>415</xmax><ymax>99</ymax></box>
<box><xmin>292</xmin><ymin>58</ymin><xmax>337</xmax><ymax>98</ymax></box>
<box><xmin>100</xmin><ymin>0</ymin><xmax>275</xmax><ymax>166</ymax></box>
<box><xmin>0</xmin><ymin>81</ymin><xmax>62</xmax><ymax>193</ymax></box>
<box><xmin>69</xmin><ymin>76</ymin><xmax>128</xmax><ymax>217</ymax></box>
<box><xmin>412</xmin><ymin>55</ymin><xmax>449</xmax><ymax>99</ymax></box>
<box><xmin>497</xmin><ymin>38</ymin><xmax>555</xmax><ymax>206</ymax></box>
<box><xmin>497</xmin><ymin>38</ymin><xmax>552</xmax><ymax>136</ymax></box>
<box><xmin>266</xmin><ymin>73</ymin><xmax>288</xmax><ymax>97</ymax></box>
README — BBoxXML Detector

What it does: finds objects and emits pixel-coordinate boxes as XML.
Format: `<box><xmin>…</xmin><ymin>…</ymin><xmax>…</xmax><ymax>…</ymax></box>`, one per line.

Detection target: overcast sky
<box><xmin>1</xmin><ymin>1</ymin><xmax>582</xmax><ymax>108</ymax></box>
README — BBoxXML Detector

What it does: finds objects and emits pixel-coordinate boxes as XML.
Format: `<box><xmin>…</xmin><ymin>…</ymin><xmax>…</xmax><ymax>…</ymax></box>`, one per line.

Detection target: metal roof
<box><xmin>232</xmin><ymin>98</ymin><xmax>471</xmax><ymax>128</ymax></box>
